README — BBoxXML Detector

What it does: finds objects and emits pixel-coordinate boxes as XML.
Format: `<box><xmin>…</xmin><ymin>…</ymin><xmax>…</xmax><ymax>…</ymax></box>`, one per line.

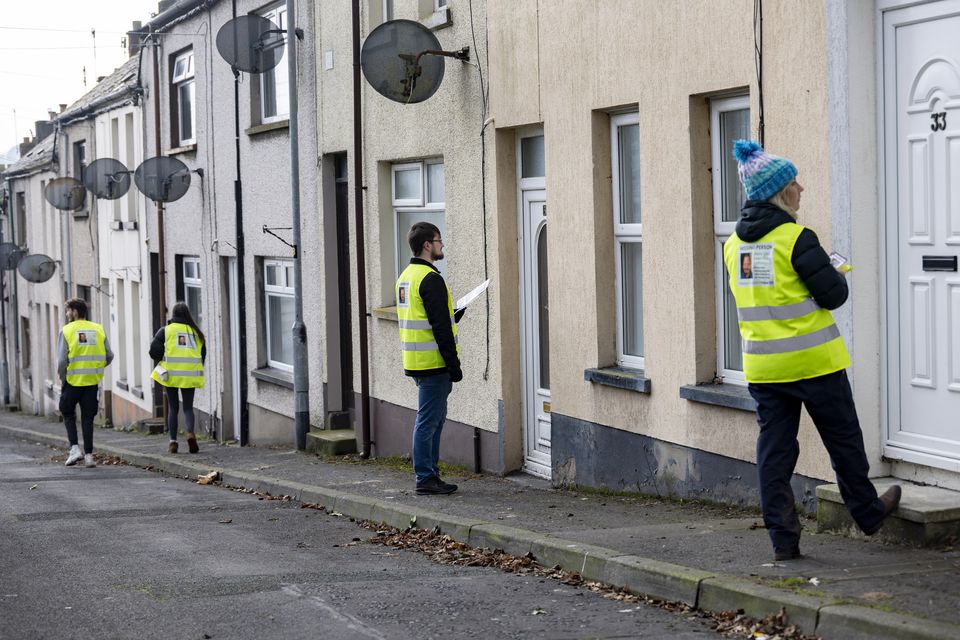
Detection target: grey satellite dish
<box><xmin>134</xmin><ymin>156</ymin><xmax>191</xmax><ymax>203</ymax></box>
<box><xmin>0</xmin><ymin>243</ymin><xmax>24</xmax><ymax>270</ymax></box>
<box><xmin>361</xmin><ymin>19</ymin><xmax>469</xmax><ymax>104</ymax></box>
<box><xmin>83</xmin><ymin>157</ymin><xmax>131</xmax><ymax>200</ymax></box>
<box><xmin>216</xmin><ymin>14</ymin><xmax>285</xmax><ymax>73</ymax></box>
<box><xmin>18</xmin><ymin>254</ymin><xmax>57</xmax><ymax>283</ymax></box>
<box><xmin>44</xmin><ymin>177</ymin><xmax>87</xmax><ymax>211</ymax></box>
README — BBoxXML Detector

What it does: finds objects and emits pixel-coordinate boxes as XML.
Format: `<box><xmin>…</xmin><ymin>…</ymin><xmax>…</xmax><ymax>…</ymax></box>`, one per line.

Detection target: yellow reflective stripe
<box><xmin>742</xmin><ymin>324</ymin><xmax>841</xmax><ymax>355</ymax></box>
<box><xmin>737</xmin><ymin>298</ymin><xmax>820</xmax><ymax>322</ymax></box>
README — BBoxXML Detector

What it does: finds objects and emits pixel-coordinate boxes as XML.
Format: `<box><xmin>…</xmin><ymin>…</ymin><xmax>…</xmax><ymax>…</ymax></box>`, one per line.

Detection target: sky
<box><xmin>0</xmin><ymin>0</ymin><xmax>160</xmax><ymax>164</ymax></box>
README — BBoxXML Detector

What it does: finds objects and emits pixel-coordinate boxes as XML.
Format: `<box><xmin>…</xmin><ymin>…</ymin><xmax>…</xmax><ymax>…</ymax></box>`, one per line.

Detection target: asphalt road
<box><xmin>0</xmin><ymin>433</ymin><xmax>726</xmax><ymax>640</ymax></box>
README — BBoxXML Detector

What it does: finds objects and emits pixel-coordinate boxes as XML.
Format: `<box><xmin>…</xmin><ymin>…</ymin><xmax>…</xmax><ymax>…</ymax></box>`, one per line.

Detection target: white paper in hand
<box><xmin>455</xmin><ymin>279</ymin><xmax>490</xmax><ymax>311</ymax></box>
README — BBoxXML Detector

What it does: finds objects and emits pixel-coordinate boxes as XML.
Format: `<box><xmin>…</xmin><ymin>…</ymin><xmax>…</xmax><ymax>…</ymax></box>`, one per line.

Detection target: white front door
<box><xmin>883</xmin><ymin>0</ymin><xmax>960</xmax><ymax>469</ymax></box>
<box><xmin>517</xmin><ymin>130</ymin><xmax>550</xmax><ymax>477</ymax></box>
<box><xmin>520</xmin><ymin>189</ymin><xmax>551</xmax><ymax>477</ymax></box>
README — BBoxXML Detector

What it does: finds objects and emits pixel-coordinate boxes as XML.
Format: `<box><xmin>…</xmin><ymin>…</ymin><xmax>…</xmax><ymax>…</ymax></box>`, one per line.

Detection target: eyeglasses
<box><xmin>430</xmin><ymin>238</ymin><xmax>444</xmax><ymax>246</ymax></box>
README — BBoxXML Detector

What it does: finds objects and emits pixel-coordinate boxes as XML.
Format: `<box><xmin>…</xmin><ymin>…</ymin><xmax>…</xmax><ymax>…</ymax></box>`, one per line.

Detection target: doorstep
<box><xmin>817</xmin><ymin>477</ymin><xmax>960</xmax><ymax>547</ymax></box>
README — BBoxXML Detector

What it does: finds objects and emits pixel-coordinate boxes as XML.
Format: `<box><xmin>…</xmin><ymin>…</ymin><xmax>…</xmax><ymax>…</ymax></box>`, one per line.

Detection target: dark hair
<box><xmin>64</xmin><ymin>297</ymin><xmax>88</xmax><ymax>319</ymax></box>
<box><xmin>170</xmin><ymin>301</ymin><xmax>205</xmax><ymax>348</ymax></box>
<box><xmin>407</xmin><ymin>222</ymin><xmax>440</xmax><ymax>256</ymax></box>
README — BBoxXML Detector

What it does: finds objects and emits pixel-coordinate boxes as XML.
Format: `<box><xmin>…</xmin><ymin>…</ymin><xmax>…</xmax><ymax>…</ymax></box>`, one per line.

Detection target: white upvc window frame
<box><xmin>259</xmin><ymin>3</ymin><xmax>289</xmax><ymax>124</ymax></box>
<box><xmin>710</xmin><ymin>94</ymin><xmax>750</xmax><ymax>385</ymax></box>
<box><xmin>264</xmin><ymin>258</ymin><xmax>295</xmax><ymax>371</ymax></box>
<box><xmin>172</xmin><ymin>50</ymin><xmax>196</xmax><ymax>145</ymax></box>
<box><xmin>611</xmin><ymin>112</ymin><xmax>644</xmax><ymax>369</ymax></box>
<box><xmin>435</xmin><ymin>0</ymin><xmax>448</xmax><ymax>10</ymax></box>
<box><xmin>182</xmin><ymin>256</ymin><xmax>202</xmax><ymax>328</ymax></box>
<box><xmin>392</xmin><ymin>159</ymin><xmax>446</xmax><ymax>280</ymax></box>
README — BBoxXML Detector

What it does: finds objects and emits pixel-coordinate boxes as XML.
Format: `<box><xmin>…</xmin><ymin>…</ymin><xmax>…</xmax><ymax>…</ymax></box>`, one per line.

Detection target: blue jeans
<box><xmin>412</xmin><ymin>373</ymin><xmax>452</xmax><ymax>484</ymax></box>
<box><xmin>748</xmin><ymin>370</ymin><xmax>884</xmax><ymax>553</ymax></box>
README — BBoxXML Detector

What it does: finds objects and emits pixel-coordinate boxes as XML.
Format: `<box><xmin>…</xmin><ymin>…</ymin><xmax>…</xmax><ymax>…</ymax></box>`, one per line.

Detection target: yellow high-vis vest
<box><xmin>396</xmin><ymin>263</ymin><xmax>458</xmax><ymax>372</ymax></box>
<box><xmin>63</xmin><ymin>320</ymin><xmax>108</xmax><ymax>386</ymax></box>
<box><xmin>723</xmin><ymin>222</ymin><xmax>851</xmax><ymax>383</ymax></box>
<box><xmin>151</xmin><ymin>322</ymin><xmax>205</xmax><ymax>388</ymax></box>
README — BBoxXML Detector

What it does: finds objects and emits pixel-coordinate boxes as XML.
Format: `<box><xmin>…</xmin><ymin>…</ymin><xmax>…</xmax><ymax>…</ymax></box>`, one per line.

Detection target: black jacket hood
<box><xmin>735</xmin><ymin>200</ymin><xmax>796</xmax><ymax>242</ymax></box>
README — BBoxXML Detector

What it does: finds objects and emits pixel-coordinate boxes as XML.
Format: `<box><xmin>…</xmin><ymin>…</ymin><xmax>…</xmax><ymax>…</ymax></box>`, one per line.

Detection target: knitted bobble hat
<box><xmin>732</xmin><ymin>139</ymin><xmax>798</xmax><ymax>201</ymax></box>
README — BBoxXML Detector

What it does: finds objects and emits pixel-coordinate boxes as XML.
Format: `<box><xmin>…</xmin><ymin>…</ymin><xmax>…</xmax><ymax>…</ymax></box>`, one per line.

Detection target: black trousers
<box><xmin>748</xmin><ymin>370</ymin><xmax>885</xmax><ymax>552</ymax></box>
<box><xmin>60</xmin><ymin>383</ymin><xmax>99</xmax><ymax>455</ymax></box>
<box><xmin>165</xmin><ymin>386</ymin><xmax>196</xmax><ymax>440</ymax></box>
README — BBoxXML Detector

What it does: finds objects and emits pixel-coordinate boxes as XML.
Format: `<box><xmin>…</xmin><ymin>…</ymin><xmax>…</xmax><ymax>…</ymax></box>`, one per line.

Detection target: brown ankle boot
<box><xmin>187</xmin><ymin>434</ymin><xmax>199</xmax><ymax>453</ymax></box>
<box><xmin>168</xmin><ymin>441</ymin><xmax>178</xmax><ymax>454</ymax></box>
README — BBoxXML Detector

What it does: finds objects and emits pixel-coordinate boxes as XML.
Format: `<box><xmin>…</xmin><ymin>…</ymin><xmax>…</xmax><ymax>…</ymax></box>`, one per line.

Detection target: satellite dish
<box><xmin>0</xmin><ymin>243</ymin><xmax>24</xmax><ymax>270</ymax></box>
<box><xmin>134</xmin><ymin>156</ymin><xmax>191</xmax><ymax>203</ymax></box>
<box><xmin>216</xmin><ymin>14</ymin><xmax>285</xmax><ymax>73</ymax></box>
<box><xmin>83</xmin><ymin>158</ymin><xmax>132</xmax><ymax>200</ymax></box>
<box><xmin>18</xmin><ymin>254</ymin><xmax>57</xmax><ymax>283</ymax></box>
<box><xmin>44</xmin><ymin>177</ymin><xmax>87</xmax><ymax>211</ymax></box>
<box><xmin>361</xmin><ymin>19</ymin><xmax>467</xmax><ymax>104</ymax></box>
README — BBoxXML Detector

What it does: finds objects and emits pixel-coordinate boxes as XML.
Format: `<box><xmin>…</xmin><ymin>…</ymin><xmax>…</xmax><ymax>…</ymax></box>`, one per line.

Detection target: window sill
<box><xmin>679</xmin><ymin>382</ymin><xmax>756</xmax><ymax>412</ymax></box>
<box><xmin>131</xmin><ymin>386</ymin><xmax>144</xmax><ymax>399</ymax></box>
<box><xmin>245</xmin><ymin>120</ymin><xmax>289</xmax><ymax>136</ymax></box>
<box><xmin>584</xmin><ymin>366</ymin><xmax>651</xmax><ymax>394</ymax></box>
<box><xmin>252</xmin><ymin>366</ymin><xmax>293</xmax><ymax>389</ymax></box>
<box><xmin>421</xmin><ymin>6</ymin><xmax>452</xmax><ymax>30</ymax></box>
<box><xmin>372</xmin><ymin>306</ymin><xmax>399</xmax><ymax>322</ymax></box>
<box><xmin>72</xmin><ymin>210</ymin><xmax>89</xmax><ymax>220</ymax></box>
<box><xmin>167</xmin><ymin>143</ymin><xmax>197</xmax><ymax>156</ymax></box>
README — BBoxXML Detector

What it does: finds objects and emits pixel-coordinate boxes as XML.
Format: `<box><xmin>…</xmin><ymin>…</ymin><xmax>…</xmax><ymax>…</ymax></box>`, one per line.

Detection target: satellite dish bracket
<box><xmin>401</xmin><ymin>47</ymin><xmax>469</xmax><ymax>99</ymax></box>
<box><xmin>262</xmin><ymin>225</ymin><xmax>297</xmax><ymax>257</ymax></box>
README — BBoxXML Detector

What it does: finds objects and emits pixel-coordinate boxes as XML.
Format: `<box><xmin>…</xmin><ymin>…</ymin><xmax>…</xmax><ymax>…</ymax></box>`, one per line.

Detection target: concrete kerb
<box><xmin>594</xmin><ymin>555</ymin><xmax>716</xmax><ymax>607</ymax></box>
<box><xmin>4</xmin><ymin>423</ymin><xmax>959</xmax><ymax>640</ymax></box>
<box><xmin>699</xmin><ymin>576</ymin><xmax>828</xmax><ymax>634</ymax></box>
<box><xmin>816</xmin><ymin>604</ymin><xmax>960</xmax><ymax>640</ymax></box>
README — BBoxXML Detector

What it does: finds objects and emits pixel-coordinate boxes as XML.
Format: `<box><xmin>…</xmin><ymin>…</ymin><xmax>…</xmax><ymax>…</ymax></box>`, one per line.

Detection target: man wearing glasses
<box><xmin>396</xmin><ymin>222</ymin><xmax>463</xmax><ymax>495</ymax></box>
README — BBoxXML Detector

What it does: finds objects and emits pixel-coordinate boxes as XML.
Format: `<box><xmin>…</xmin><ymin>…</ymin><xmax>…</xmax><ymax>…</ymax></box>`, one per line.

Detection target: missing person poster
<box><xmin>738</xmin><ymin>243</ymin><xmax>775</xmax><ymax>287</ymax></box>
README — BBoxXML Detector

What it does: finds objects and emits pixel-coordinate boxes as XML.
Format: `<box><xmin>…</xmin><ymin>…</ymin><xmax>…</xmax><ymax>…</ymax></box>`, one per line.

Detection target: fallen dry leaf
<box><xmin>197</xmin><ymin>471</ymin><xmax>219</xmax><ymax>485</ymax></box>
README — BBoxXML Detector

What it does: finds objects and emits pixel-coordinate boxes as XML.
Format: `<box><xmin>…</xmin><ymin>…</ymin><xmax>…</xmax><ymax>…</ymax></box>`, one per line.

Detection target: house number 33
<box><xmin>930</xmin><ymin>112</ymin><xmax>947</xmax><ymax>131</ymax></box>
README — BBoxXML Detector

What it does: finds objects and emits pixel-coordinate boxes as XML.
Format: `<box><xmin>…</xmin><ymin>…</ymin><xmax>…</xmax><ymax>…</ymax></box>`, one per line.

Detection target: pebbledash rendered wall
<box><xmin>141</xmin><ymin>0</ymin><xmax>322</xmax><ymax>445</ymax></box>
<box><xmin>313</xmin><ymin>0</ymin><xmax>504</xmax><ymax>470</ymax></box>
<box><xmin>485</xmin><ymin>0</ymin><xmax>891</xmax><ymax>505</ymax></box>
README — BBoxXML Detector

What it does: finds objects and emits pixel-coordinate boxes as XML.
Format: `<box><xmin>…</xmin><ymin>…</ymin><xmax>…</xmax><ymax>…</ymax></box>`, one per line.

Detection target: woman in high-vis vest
<box><xmin>725</xmin><ymin>140</ymin><xmax>901</xmax><ymax>561</ymax></box>
<box><xmin>150</xmin><ymin>301</ymin><xmax>206</xmax><ymax>454</ymax></box>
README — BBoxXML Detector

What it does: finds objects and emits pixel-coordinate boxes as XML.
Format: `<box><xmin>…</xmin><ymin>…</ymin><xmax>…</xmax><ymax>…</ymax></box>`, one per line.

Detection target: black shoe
<box><xmin>773</xmin><ymin>548</ymin><xmax>803</xmax><ymax>561</ymax></box>
<box><xmin>415</xmin><ymin>476</ymin><xmax>457</xmax><ymax>495</ymax></box>
<box><xmin>863</xmin><ymin>485</ymin><xmax>902</xmax><ymax>536</ymax></box>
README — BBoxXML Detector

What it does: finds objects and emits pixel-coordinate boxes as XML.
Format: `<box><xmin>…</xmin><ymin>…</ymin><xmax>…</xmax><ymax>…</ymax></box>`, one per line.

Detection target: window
<box><xmin>15</xmin><ymin>192</ymin><xmax>26</xmax><ymax>246</ymax></box>
<box><xmin>182</xmin><ymin>256</ymin><xmax>202</xmax><ymax>328</ymax></box>
<box><xmin>116</xmin><ymin>279</ymin><xmax>128</xmax><ymax>382</ymax></box>
<box><xmin>73</xmin><ymin>140</ymin><xmax>86</xmax><ymax>181</ymax></box>
<box><xmin>21</xmin><ymin>317</ymin><xmax>30</xmax><ymax>370</ymax></box>
<box><xmin>435</xmin><ymin>0</ymin><xmax>447</xmax><ymax>9</ymax></box>
<box><xmin>264</xmin><ymin>258</ymin><xmax>295</xmax><ymax>370</ymax></box>
<box><xmin>711</xmin><ymin>95</ymin><xmax>750</xmax><ymax>383</ymax></box>
<box><xmin>260</xmin><ymin>4</ymin><xmax>289</xmax><ymax>123</ymax></box>
<box><xmin>171</xmin><ymin>49</ymin><xmax>195</xmax><ymax>145</ymax></box>
<box><xmin>393</xmin><ymin>159</ymin><xmax>445</xmax><ymax>281</ymax></box>
<box><xmin>611</xmin><ymin>113</ymin><xmax>643</xmax><ymax>368</ymax></box>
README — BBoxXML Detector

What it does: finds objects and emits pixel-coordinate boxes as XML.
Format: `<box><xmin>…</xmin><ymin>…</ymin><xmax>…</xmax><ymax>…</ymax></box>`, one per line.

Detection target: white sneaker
<box><xmin>84</xmin><ymin>454</ymin><xmax>96</xmax><ymax>468</ymax></box>
<box><xmin>65</xmin><ymin>445</ymin><xmax>83</xmax><ymax>466</ymax></box>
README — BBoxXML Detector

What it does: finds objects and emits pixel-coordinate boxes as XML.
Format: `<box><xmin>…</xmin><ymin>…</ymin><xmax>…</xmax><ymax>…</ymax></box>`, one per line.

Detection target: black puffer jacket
<box><xmin>735</xmin><ymin>201</ymin><xmax>848</xmax><ymax>310</ymax></box>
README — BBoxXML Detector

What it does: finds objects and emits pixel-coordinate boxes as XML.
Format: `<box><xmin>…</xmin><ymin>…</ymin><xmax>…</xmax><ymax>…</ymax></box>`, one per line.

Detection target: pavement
<box><xmin>2</xmin><ymin>412</ymin><xmax>959</xmax><ymax>640</ymax></box>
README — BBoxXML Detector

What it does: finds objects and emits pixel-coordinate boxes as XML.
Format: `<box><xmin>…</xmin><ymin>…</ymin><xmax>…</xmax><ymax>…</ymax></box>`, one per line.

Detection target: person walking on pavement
<box><xmin>396</xmin><ymin>222</ymin><xmax>463</xmax><ymax>495</ymax></box>
<box><xmin>58</xmin><ymin>298</ymin><xmax>114</xmax><ymax>468</ymax></box>
<box><xmin>150</xmin><ymin>301</ymin><xmax>206</xmax><ymax>454</ymax></box>
<box><xmin>725</xmin><ymin>140</ymin><xmax>901</xmax><ymax>560</ymax></box>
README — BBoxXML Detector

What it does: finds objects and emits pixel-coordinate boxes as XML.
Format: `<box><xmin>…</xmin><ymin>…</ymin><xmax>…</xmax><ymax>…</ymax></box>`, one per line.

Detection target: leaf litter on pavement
<box><xmin>359</xmin><ymin>521</ymin><xmax>821</xmax><ymax>640</ymax></box>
